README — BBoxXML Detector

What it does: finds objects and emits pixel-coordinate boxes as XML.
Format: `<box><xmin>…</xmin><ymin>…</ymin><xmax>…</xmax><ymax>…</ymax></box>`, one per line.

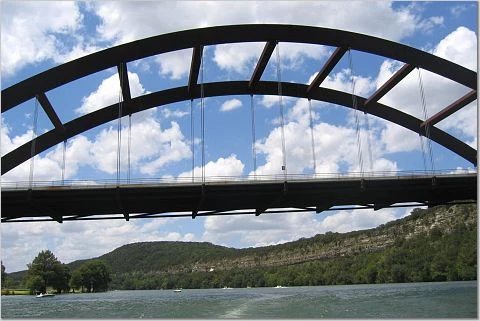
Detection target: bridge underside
<box><xmin>1</xmin><ymin>174</ymin><xmax>476</xmax><ymax>223</ymax></box>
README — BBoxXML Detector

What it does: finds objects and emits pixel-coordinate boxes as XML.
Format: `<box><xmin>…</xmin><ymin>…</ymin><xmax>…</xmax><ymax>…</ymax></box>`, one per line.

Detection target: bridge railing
<box><xmin>1</xmin><ymin>168</ymin><xmax>476</xmax><ymax>190</ymax></box>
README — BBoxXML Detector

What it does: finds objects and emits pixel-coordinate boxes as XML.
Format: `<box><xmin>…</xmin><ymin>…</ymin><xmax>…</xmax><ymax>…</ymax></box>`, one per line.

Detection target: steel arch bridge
<box><xmin>1</xmin><ymin>24</ymin><xmax>477</xmax><ymax>222</ymax></box>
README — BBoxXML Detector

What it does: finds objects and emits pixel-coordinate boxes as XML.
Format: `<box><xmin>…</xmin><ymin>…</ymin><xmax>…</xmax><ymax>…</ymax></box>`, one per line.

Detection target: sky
<box><xmin>1</xmin><ymin>1</ymin><xmax>477</xmax><ymax>273</ymax></box>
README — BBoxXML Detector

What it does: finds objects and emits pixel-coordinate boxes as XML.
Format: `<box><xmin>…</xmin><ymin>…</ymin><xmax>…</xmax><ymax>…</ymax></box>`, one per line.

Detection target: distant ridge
<box><xmin>7</xmin><ymin>203</ymin><xmax>477</xmax><ymax>288</ymax></box>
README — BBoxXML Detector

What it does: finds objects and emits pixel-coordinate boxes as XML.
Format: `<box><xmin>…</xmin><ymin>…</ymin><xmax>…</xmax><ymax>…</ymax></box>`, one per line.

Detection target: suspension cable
<box><xmin>417</xmin><ymin>67</ymin><xmax>435</xmax><ymax>173</ymax></box>
<box><xmin>200</xmin><ymin>47</ymin><xmax>205</xmax><ymax>183</ymax></box>
<box><xmin>347</xmin><ymin>49</ymin><xmax>364</xmax><ymax>176</ymax></box>
<box><xmin>276</xmin><ymin>41</ymin><xmax>287</xmax><ymax>180</ymax></box>
<box><xmin>29</xmin><ymin>97</ymin><xmax>40</xmax><ymax>188</ymax></box>
<box><xmin>308</xmin><ymin>99</ymin><xmax>317</xmax><ymax>176</ymax></box>
<box><xmin>116</xmin><ymin>65</ymin><xmax>123</xmax><ymax>185</ymax></box>
<box><xmin>61</xmin><ymin>139</ymin><xmax>67</xmax><ymax>185</ymax></box>
<box><xmin>363</xmin><ymin>111</ymin><xmax>374</xmax><ymax>173</ymax></box>
<box><xmin>250</xmin><ymin>95</ymin><xmax>257</xmax><ymax>179</ymax></box>
<box><xmin>190</xmin><ymin>99</ymin><xmax>195</xmax><ymax>183</ymax></box>
<box><xmin>127</xmin><ymin>114</ymin><xmax>132</xmax><ymax>183</ymax></box>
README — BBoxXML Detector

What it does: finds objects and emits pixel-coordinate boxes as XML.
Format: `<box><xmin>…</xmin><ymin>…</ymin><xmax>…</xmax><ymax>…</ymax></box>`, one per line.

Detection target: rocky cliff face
<box><xmin>187</xmin><ymin>204</ymin><xmax>477</xmax><ymax>272</ymax></box>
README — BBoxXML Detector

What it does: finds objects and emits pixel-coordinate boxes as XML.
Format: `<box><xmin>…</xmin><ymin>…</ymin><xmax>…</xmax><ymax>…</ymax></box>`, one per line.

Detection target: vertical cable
<box><xmin>116</xmin><ymin>66</ymin><xmax>123</xmax><ymax>185</ymax></box>
<box><xmin>276</xmin><ymin>42</ymin><xmax>287</xmax><ymax>180</ymax></box>
<box><xmin>347</xmin><ymin>49</ymin><xmax>364</xmax><ymax>176</ymax></box>
<box><xmin>417</xmin><ymin>67</ymin><xmax>435</xmax><ymax>174</ymax></box>
<box><xmin>128</xmin><ymin>114</ymin><xmax>132</xmax><ymax>183</ymax></box>
<box><xmin>250</xmin><ymin>95</ymin><xmax>257</xmax><ymax>179</ymax></box>
<box><xmin>29</xmin><ymin>97</ymin><xmax>39</xmax><ymax>188</ymax></box>
<box><xmin>363</xmin><ymin>112</ymin><xmax>374</xmax><ymax>173</ymax></box>
<box><xmin>190</xmin><ymin>99</ymin><xmax>195</xmax><ymax>183</ymax></box>
<box><xmin>61</xmin><ymin>140</ymin><xmax>67</xmax><ymax>185</ymax></box>
<box><xmin>308</xmin><ymin>99</ymin><xmax>317</xmax><ymax>177</ymax></box>
<box><xmin>200</xmin><ymin>47</ymin><xmax>205</xmax><ymax>183</ymax></box>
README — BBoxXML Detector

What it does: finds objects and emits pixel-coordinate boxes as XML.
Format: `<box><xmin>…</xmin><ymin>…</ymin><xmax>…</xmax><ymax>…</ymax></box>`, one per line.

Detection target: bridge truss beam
<box><xmin>1</xmin><ymin>174</ymin><xmax>476</xmax><ymax>223</ymax></box>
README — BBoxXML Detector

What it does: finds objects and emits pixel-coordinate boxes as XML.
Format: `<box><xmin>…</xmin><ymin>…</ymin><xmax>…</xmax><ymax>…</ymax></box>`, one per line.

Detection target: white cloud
<box><xmin>155</xmin><ymin>49</ymin><xmax>192</xmax><ymax>80</ymax></box>
<box><xmin>1</xmin><ymin>219</ymin><xmax>198</xmax><ymax>272</ymax></box>
<box><xmin>178</xmin><ymin>154</ymin><xmax>245</xmax><ymax>181</ymax></box>
<box><xmin>417</xmin><ymin>16</ymin><xmax>444</xmax><ymax>34</ymax></box>
<box><xmin>314</xmin><ymin>68</ymin><xmax>375</xmax><ymax>97</ymax></box>
<box><xmin>88</xmin><ymin>118</ymin><xmax>191</xmax><ymax>176</ymax></box>
<box><xmin>76</xmin><ymin>72</ymin><xmax>147</xmax><ymax>115</ymax></box>
<box><xmin>253</xmin><ymin>98</ymin><xmax>397</xmax><ymax>177</ymax></box>
<box><xmin>432</xmin><ymin>26</ymin><xmax>477</xmax><ymax>71</ymax></box>
<box><xmin>220</xmin><ymin>99</ymin><xmax>243</xmax><ymax>112</ymax></box>
<box><xmin>0</xmin><ymin>1</ymin><xmax>92</xmax><ymax>76</ymax></box>
<box><xmin>161</xmin><ymin>108</ymin><xmax>189</xmax><ymax>119</ymax></box>
<box><xmin>202</xmin><ymin>207</ymin><xmax>401</xmax><ymax>248</ymax></box>
<box><xmin>213</xmin><ymin>43</ymin><xmax>264</xmax><ymax>75</ymax></box>
<box><xmin>90</xmin><ymin>1</ymin><xmax>426</xmax><ymax>80</ymax></box>
<box><xmin>378</xmin><ymin>27</ymin><xmax>477</xmax><ymax>153</ymax></box>
<box><xmin>92</xmin><ymin>2</ymin><xmax>421</xmax><ymax>45</ymax></box>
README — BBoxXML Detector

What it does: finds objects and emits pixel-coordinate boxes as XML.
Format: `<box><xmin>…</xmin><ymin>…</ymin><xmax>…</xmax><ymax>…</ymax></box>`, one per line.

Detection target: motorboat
<box><xmin>36</xmin><ymin>293</ymin><xmax>55</xmax><ymax>298</ymax></box>
<box><xmin>173</xmin><ymin>289</ymin><xmax>182</xmax><ymax>293</ymax></box>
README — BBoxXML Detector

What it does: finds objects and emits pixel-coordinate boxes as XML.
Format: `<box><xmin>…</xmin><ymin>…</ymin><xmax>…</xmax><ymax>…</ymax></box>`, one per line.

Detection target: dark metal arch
<box><xmin>2</xmin><ymin>81</ymin><xmax>476</xmax><ymax>174</ymax></box>
<box><xmin>2</xmin><ymin>24</ymin><xmax>476</xmax><ymax>112</ymax></box>
<box><xmin>1</xmin><ymin>24</ymin><xmax>477</xmax><ymax>174</ymax></box>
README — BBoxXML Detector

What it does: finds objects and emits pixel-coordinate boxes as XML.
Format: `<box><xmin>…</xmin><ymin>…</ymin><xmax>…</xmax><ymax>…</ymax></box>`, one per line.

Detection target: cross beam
<box><xmin>35</xmin><ymin>93</ymin><xmax>64</xmax><ymax>132</ymax></box>
<box><xmin>249</xmin><ymin>41</ymin><xmax>277</xmax><ymax>91</ymax></box>
<box><xmin>117</xmin><ymin>62</ymin><xmax>131</xmax><ymax>102</ymax></box>
<box><xmin>420</xmin><ymin>90</ymin><xmax>477</xmax><ymax>128</ymax></box>
<box><xmin>307</xmin><ymin>46</ymin><xmax>347</xmax><ymax>94</ymax></box>
<box><xmin>188</xmin><ymin>46</ymin><xmax>204</xmax><ymax>97</ymax></box>
<box><xmin>364</xmin><ymin>63</ymin><xmax>415</xmax><ymax>107</ymax></box>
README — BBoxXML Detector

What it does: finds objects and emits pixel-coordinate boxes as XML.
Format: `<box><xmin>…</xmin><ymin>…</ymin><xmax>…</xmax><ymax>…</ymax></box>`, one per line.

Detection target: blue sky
<box><xmin>1</xmin><ymin>1</ymin><xmax>477</xmax><ymax>272</ymax></box>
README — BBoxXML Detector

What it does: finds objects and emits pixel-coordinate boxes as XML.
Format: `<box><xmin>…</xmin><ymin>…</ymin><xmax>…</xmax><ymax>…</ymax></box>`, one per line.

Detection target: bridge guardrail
<box><xmin>1</xmin><ymin>168</ymin><xmax>476</xmax><ymax>190</ymax></box>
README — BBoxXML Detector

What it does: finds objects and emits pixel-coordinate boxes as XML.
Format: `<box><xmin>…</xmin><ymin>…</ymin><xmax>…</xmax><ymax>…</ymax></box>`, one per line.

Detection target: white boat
<box><xmin>173</xmin><ymin>289</ymin><xmax>182</xmax><ymax>293</ymax></box>
<box><xmin>36</xmin><ymin>293</ymin><xmax>55</xmax><ymax>298</ymax></box>
<box><xmin>274</xmin><ymin>285</ymin><xmax>287</xmax><ymax>288</ymax></box>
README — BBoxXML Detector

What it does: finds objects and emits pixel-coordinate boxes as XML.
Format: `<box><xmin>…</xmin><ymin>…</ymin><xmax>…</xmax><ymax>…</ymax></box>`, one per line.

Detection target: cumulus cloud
<box><xmin>177</xmin><ymin>154</ymin><xmax>245</xmax><ymax>181</ymax></box>
<box><xmin>1</xmin><ymin>219</ymin><xmax>197</xmax><ymax>272</ymax></box>
<box><xmin>89</xmin><ymin>1</ymin><xmax>426</xmax><ymax>79</ymax></box>
<box><xmin>377</xmin><ymin>26</ymin><xmax>477</xmax><ymax>152</ymax></box>
<box><xmin>155</xmin><ymin>49</ymin><xmax>193</xmax><ymax>80</ymax></box>
<box><xmin>0</xmin><ymin>1</ymin><xmax>101</xmax><ymax>76</ymax></box>
<box><xmin>75</xmin><ymin>72</ymin><xmax>147</xmax><ymax>115</ymax></box>
<box><xmin>220</xmin><ymin>99</ymin><xmax>243</xmax><ymax>112</ymax></box>
<box><xmin>202</xmin><ymin>207</ymin><xmax>401</xmax><ymax>248</ymax></box>
<box><xmin>213</xmin><ymin>43</ymin><xmax>264</xmax><ymax>75</ymax></box>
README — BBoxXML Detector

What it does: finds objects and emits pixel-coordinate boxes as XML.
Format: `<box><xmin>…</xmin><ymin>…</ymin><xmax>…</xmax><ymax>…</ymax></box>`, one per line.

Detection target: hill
<box><xmin>6</xmin><ymin>203</ymin><xmax>477</xmax><ymax>289</ymax></box>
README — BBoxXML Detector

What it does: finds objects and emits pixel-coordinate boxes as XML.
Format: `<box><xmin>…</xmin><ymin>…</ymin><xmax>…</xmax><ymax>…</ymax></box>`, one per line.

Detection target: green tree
<box><xmin>76</xmin><ymin>260</ymin><xmax>111</xmax><ymax>292</ymax></box>
<box><xmin>25</xmin><ymin>275</ymin><xmax>44</xmax><ymax>294</ymax></box>
<box><xmin>69</xmin><ymin>269</ymin><xmax>83</xmax><ymax>292</ymax></box>
<box><xmin>25</xmin><ymin>250</ymin><xmax>70</xmax><ymax>293</ymax></box>
<box><xmin>1</xmin><ymin>262</ymin><xmax>6</xmax><ymax>288</ymax></box>
<box><xmin>50</xmin><ymin>264</ymin><xmax>71</xmax><ymax>293</ymax></box>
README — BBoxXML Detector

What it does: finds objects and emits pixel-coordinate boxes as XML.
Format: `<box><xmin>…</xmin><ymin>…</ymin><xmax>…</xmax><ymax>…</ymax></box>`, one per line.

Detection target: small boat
<box><xmin>274</xmin><ymin>285</ymin><xmax>287</xmax><ymax>288</ymax></box>
<box><xmin>222</xmin><ymin>286</ymin><xmax>233</xmax><ymax>290</ymax></box>
<box><xmin>173</xmin><ymin>289</ymin><xmax>182</xmax><ymax>293</ymax></box>
<box><xmin>36</xmin><ymin>293</ymin><xmax>55</xmax><ymax>298</ymax></box>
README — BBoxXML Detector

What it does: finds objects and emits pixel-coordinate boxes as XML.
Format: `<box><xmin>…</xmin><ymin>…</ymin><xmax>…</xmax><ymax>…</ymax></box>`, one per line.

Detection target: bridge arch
<box><xmin>1</xmin><ymin>24</ymin><xmax>477</xmax><ymax>174</ymax></box>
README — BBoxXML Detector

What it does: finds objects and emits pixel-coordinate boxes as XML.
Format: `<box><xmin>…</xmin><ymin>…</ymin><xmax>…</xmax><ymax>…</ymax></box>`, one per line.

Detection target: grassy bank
<box><xmin>1</xmin><ymin>289</ymin><xmax>30</xmax><ymax>295</ymax></box>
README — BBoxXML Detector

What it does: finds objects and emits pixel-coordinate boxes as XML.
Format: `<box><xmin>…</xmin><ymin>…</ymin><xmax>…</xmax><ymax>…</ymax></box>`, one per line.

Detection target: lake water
<box><xmin>1</xmin><ymin>281</ymin><xmax>477</xmax><ymax>319</ymax></box>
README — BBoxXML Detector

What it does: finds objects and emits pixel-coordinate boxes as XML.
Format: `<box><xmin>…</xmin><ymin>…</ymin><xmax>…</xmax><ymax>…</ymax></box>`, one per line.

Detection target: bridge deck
<box><xmin>1</xmin><ymin>173</ymin><xmax>476</xmax><ymax>222</ymax></box>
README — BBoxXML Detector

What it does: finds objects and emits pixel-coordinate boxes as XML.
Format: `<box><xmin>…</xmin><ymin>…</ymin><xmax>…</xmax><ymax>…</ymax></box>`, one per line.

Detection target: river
<box><xmin>1</xmin><ymin>281</ymin><xmax>476</xmax><ymax>319</ymax></box>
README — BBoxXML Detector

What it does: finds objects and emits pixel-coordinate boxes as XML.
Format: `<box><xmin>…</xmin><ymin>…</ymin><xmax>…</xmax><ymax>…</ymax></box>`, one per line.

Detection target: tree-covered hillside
<box><xmin>5</xmin><ymin>203</ymin><xmax>476</xmax><ymax>290</ymax></box>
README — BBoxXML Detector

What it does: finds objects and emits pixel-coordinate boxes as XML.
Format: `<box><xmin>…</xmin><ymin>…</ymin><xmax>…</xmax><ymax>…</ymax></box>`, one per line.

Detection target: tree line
<box><xmin>3</xmin><ymin>204</ymin><xmax>476</xmax><ymax>292</ymax></box>
<box><xmin>2</xmin><ymin>250</ymin><xmax>111</xmax><ymax>294</ymax></box>
<box><xmin>109</xmin><ymin>220</ymin><xmax>476</xmax><ymax>290</ymax></box>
